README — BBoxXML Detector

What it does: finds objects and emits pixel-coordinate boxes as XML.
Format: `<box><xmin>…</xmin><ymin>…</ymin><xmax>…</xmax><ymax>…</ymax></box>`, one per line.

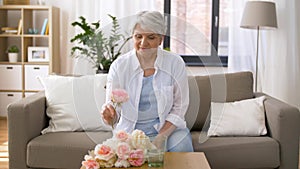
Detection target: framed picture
<box><xmin>28</xmin><ymin>46</ymin><xmax>49</xmax><ymax>62</ymax></box>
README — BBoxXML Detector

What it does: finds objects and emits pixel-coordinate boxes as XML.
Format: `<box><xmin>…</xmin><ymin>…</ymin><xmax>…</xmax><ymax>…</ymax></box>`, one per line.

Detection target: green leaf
<box><xmin>70</xmin><ymin>15</ymin><xmax>130</xmax><ymax>72</ymax></box>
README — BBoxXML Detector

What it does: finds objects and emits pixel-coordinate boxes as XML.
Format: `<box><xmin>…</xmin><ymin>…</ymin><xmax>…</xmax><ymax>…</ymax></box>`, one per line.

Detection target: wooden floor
<box><xmin>0</xmin><ymin>118</ymin><xmax>299</xmax><ymax>169</ymax></box>
<box><xmin>0</xmin><ymin>118</ymin><xmax>8</xmax><ymax>169</ymax></box>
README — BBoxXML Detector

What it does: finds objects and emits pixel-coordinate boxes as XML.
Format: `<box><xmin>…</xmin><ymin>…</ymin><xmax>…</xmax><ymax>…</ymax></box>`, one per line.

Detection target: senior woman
<box><xmin>101</xmin><ymin>11</ymin><xmax>193</xmax><ymax>152</ymax></box>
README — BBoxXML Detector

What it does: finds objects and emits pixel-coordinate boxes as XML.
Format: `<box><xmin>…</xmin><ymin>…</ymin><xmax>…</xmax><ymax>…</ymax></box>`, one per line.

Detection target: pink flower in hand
<box><xmin>110</xmin><ymin>89</ymin><xmax>129</xmax><ymax>129</ymax></box>
<box><xmin>81</xmin><ymin>159</ymin><xmax>99</xmax><ymax>169</ymax></box>
<box><xmin>128</xmin><ymin>149</ymin><xmax>145</xmax><ymax>167</ymax></box>
<box><xmin>111</xmin><ymin>89</ymin><xmax>129</xmax><ymax>104</ymax></box>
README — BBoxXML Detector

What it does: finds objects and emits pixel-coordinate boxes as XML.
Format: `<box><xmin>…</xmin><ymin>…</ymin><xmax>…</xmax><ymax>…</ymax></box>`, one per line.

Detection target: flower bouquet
<box><xmin>81</xmin><ymin>130</ymin><xmax>156</xmax><ymax>168</ymax></box>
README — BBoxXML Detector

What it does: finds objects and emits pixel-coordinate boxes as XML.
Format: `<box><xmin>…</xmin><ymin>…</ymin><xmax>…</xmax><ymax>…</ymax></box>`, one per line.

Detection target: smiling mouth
<box><xmin>139</xmin><ymin>47</ymin><xmax>150</xmax><ymax>50</ymax></box>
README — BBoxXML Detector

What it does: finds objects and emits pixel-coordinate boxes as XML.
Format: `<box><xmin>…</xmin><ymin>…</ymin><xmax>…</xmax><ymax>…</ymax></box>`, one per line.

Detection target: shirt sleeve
<box><xmin>165</xmin><ymin>57</ymin><xmax>189</xmax><ymax>129</ymax></box>
<box><xmin>105</xmin><ymin>60</ymin><xmax>122</xmax><ymax>126</ymax></box>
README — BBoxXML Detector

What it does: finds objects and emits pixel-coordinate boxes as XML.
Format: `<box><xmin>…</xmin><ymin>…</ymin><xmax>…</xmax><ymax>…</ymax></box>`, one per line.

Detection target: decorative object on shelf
<box><xmin>3</xmin><ymin>0</ymin><xmax>29</xmax><ymax>5</ymax></box>
<box><xmin>37</xmin><ymin>0</ymin><xmax>45</xmax><ymax>5</ymax></box>
<box><xmin>7</xmin><ymin>45</ymin><xmax>19</xmax><ymax>62</ymax></box>
<box><xmin>28</xmin><ymin>46</ymin><xmax>49</xmax><ymax>62</ymax></box>
<box><xmin>28</xmin><ymin>28</ymin><xmax>38</xmax><ymax>34</ymax></box>
<box><xmin>70</xmin><ymin>15</ymin><xmax>131</xmax><ymax>73</ymax></box>
<box><xmin>240</xmin><ymin>1</ymin><xmax>278</xmax><ymax>92</ymax></box>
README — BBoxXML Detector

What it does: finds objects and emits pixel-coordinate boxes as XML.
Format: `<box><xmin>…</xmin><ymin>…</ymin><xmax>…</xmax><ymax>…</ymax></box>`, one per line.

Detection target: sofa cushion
<box><xmin>210</xmin><ymin>71</ymin><xmax>254</xmax><ymax>102</ymax></box>
<box><xmin>207</xmin><ymin>96</ymin><xmax>267</xmax><ymax>136</ymax></box>
<box><xmin>186</xmin><ymin>71</ymin><xmax>254</xmax><ymax>131</ymax></box>
<box><xmin>27</xmin><ymin>131</ymin><xmax>113</xmax><ymax>169</ymax></box>
<box><xmin>191</xmin><ymin>132</ymin><xmax>280</xmax><ymax>169</ymax></box>
<box><xmin>38</xmin><ymin>74</ymin><xmax>111</xmax><ymax>134</ymax></box>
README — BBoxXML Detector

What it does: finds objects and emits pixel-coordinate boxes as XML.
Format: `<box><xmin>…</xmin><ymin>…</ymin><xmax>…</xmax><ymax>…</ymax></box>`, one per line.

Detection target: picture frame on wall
<box><xmin>28</xmin><ymin>47</ymin><xmax>49</xmax><ymax>62</ymax></box>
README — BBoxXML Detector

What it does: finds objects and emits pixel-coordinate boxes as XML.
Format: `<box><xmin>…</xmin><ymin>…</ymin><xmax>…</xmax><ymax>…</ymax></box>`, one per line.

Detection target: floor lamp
<box><xmin>240</xmin><ymin>1</ymin><xmax>277</xmax><ymax>92</ymax></box>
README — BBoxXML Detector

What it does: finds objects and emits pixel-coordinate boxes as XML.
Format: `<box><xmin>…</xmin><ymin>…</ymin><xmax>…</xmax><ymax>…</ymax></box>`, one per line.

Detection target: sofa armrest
<box><xmin>7</xmin><ymin>91</ymin><xmax>47</xmax><ymax>169</ymax></box>
<box><xmin>263</xmin><ymin>94</ymin><xmax>300</xmax><ymax>169</ymax></box>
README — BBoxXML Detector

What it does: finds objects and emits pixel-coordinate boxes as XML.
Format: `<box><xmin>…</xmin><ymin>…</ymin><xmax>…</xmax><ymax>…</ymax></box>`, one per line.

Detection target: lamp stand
<box><xmin>255</xmin><ymin>27</ymin><xmax>260</xmax><ymax>92</ymax></box>
<box><xmin>240</xmin><ymin>1</ymin><xmax>278</xmax><ymax>92</ymax></box>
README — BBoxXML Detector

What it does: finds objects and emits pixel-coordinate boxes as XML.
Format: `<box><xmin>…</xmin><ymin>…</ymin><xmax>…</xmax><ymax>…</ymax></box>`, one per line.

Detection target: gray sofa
<box><xmin>8</xmin><ymin>71</ymin><xmax>300</xmax><ymax>169</ymax></box>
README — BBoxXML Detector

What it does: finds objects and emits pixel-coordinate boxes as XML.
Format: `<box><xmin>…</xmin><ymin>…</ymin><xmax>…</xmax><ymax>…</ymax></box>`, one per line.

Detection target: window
<box><xmin>160</xmin><ymin>0</ymin><xmax>229</xmax><ymax>66</ymax></box>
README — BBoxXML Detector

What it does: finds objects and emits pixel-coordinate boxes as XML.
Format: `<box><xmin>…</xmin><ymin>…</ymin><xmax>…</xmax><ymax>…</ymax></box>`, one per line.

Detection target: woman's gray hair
<box><xmin>132</xmin><ymin>11</ymin><xmax>167</xmax><ymax>35</ymax></box>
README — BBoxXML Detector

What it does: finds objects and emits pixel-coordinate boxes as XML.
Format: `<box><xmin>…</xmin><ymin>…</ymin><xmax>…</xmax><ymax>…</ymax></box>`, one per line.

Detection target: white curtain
<box><xmin>229</xmin><ymin>0</ymin><xmax>300</xmax><ymax>109</ymax></box>
<box><xmin>228</xmin><ymin>0</ymin><xmax>255</xmax><ymax>73</ymax></box>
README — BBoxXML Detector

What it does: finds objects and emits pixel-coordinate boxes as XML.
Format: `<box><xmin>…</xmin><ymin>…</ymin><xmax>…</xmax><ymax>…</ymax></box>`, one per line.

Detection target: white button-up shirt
<box><xmin>106</xmin><ymin>48</ymin><xmax>189</xmax><ymax>133</ymax></box>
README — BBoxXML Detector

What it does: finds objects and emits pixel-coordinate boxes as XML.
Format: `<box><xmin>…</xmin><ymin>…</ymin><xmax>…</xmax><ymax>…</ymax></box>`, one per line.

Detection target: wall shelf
<box><xmin>0</xmin><ymin>5</ymin><xmax>60</xmax><ymax>116</ymax></box>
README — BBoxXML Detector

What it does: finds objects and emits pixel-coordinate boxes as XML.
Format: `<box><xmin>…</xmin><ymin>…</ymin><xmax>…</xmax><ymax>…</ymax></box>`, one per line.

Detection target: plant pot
<box><xmin>38</xmin><ymin>0</ymin><xmax>45</xmax><ymax>5</ymax></box>
<box><xmin>8</xmin><ymin>53</ymin><xmax>18</xmax><ymax>62</ymax></box>
<box><xmin>96</xmin><ymin>66</ymin><xmax>109</xmax><ymax>74</ymax></box>
<box><xmin>96</xmin><ymin>69</ymin><xmax>109</xmax><ymax>74</ymax></box>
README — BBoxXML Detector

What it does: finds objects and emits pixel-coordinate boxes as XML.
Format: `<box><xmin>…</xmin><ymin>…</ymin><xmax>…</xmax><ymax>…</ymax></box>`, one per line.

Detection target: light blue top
<box><xmin>135</xmin><ymin>75</ymin><xmax>159</xmax><ymax>136</ymax></box>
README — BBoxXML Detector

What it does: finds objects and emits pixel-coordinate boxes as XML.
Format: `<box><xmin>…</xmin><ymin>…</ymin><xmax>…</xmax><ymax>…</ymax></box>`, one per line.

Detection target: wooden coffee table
<box><xmin>110</xmin><ymin>152</ymin><xmax>211</xmax><ymax>169</ymax></box>
<box><xmin>163</xmin><ymin>152</ymin><xmax>211</xmax><ymax>169</ymax></box>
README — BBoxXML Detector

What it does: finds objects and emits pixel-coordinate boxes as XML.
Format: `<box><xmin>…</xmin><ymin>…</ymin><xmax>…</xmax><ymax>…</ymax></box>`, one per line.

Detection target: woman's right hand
<box><xmin>101</xmin><ymin>104</ymin><xmax>117</xmax><ymax>126</ymax></box>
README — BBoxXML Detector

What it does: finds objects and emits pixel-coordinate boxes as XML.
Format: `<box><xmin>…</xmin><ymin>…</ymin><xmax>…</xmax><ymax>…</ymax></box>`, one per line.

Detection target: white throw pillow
<box><xmin>207</xmin><ymin>96</ymin><xmax>267</xmax><ymax>136</ymax></box>
<box><xmin>38</xmin><ymin>74</ymin><xmax>111</xmax><ymax>134</ymax></box>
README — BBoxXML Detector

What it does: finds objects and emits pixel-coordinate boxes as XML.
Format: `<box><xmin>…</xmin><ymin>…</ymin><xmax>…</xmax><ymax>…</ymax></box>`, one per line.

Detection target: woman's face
<box><xmin>133</xmin><ymin>24</ymin><xmax>163</xmax><ymax>57</ymax></box>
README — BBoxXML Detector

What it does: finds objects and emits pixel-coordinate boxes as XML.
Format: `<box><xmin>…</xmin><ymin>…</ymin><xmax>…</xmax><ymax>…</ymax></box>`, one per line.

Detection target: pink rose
<box><xmin>116</xmin><ymin>142</ymin><xmax>131</xmax><ymax>160</ymax></box>
<box><xmin>81</xmin><ymin>159</ymin><xmax>99</xmax><ymax>169</ymax></box>
<box><xmin>94</xmin><ymin>144</ymin><xmax>115</xmax><ymax>161</ymax></box>
<box><xmin>128</xmin><ymin>149</ymin><xmax>145</xmax><ymax>167</ymax></box>
<box><xmin>116</xmin><ymin>130</ymin><xmax>129</xmax><ymax>142</ymax></box>
<box><xmin>111</xmin><ymin>89</ymin><xmax>129</xmax><ymax>104</ymax></box>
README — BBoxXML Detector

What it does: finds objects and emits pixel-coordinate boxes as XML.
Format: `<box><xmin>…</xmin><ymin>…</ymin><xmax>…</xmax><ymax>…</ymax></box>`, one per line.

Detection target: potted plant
<box><xmin>70</xmin><ymin>15</ymin><xmax>131</xmax><ymax>73</ymax></box>
<box><xmin>7</xmin><ymin>45</ymin><xmax>19</xmax><ymax>62</ymax></box>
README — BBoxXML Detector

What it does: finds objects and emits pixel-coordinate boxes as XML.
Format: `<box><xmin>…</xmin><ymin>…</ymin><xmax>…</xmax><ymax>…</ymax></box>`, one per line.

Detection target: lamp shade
<box><xmin>240</xmin><ymin>1</ymin><xmax>278</xmax><ymax>29</ymax></box>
